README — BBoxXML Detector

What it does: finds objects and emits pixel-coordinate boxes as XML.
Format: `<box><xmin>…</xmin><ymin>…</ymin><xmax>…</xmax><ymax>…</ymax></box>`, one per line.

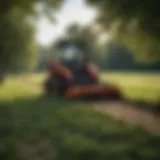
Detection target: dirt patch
<box><xmin>94</xmin><ymin>101</ymin><xmax>160</xmax><ymax>135</ymax></box>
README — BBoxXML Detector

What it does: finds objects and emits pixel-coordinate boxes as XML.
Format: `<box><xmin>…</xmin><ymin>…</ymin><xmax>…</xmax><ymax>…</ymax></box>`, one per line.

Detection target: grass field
<box><xmin>23</xmin><ymin>72</ymin><xmax>160</xmax><ymax>103</ymax></box>
<box><xmin>0</xmin><ymin>74</ymin><xmax>160</xmax><ymax>160</ymax></box>
<box><xmin>101</xmin><ymin>72</ymin><xmax>160</xmax><ymax>103</ymax></box>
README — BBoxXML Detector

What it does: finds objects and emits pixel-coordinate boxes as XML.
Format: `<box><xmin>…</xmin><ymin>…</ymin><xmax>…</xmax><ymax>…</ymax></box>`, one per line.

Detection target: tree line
<box><xmin>35</xmin><ymin>24</ymin><xmax>160</xmax><ymax>72</ymax></box>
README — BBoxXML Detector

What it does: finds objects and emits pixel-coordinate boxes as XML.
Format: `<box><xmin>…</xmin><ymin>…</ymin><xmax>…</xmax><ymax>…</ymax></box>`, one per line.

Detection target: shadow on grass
<box><xmin>0</xmin><ymin>95</ymin><xmax>160</xmax><ymax>160</ymax></box>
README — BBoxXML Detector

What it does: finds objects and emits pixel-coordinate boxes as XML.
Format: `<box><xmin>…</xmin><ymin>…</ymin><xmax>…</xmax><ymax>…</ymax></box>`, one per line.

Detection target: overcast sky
<box><xmin>35</xmin><ymin>0</ymin><xmax>97</xmax><ymax>46</ymax></box>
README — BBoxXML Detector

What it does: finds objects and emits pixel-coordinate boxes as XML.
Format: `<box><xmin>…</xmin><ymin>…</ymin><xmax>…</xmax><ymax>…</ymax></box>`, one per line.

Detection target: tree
<box><xmin>0</xmin><ymin>0</ymin><xmax>63</xmax><ymax>18</ymax></box>
<box><xmin>86</xmin><ymin>0</ymin><xmax>160</xmax><ymax>59</ymax></box>
<box><xmin>0</xmin><ymin>0</ymin><xmax>63</xmax><ymax>80</ymax></box>
<box><xmin>66</xmin><ymin>23</ymin><xmax>104</xmax><ymax>65</ymax></box>
<box><xmin>103</xmin><ymin>43</ymin><xmax>136</xmax><ymax>70</ymax></box>
<box><xmin>0</xmin><ymin>10</ymin><xmax>36</xmax><ymax>72</ymax></box>
<box><xmin>102</xmin><ymin>42</ymin><xmax>160</xmax><ymax>71</ymax></box>
<box><xmin>50</xmin><ymin>23</ymin><xmax>102</xmax><ymax>66</ymax></box>
<box><xmin>35</xmin><ymin>45</ymin><xmax>52</xmax><ymax>71</ymax></box>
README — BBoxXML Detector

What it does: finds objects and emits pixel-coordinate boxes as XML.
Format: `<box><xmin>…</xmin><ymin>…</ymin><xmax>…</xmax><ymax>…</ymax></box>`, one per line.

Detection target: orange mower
<box><xmin>44</xmin><ymin>41</ymin><xmax>122</xmax><ymax>101</ymax></box>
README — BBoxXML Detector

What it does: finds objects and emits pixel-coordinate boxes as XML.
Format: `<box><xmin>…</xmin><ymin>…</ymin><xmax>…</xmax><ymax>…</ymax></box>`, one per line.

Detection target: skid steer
<box><xmin>44</xmin><ymin>41</ymin><xmax>121</xmax><ymax>100</ymax></box>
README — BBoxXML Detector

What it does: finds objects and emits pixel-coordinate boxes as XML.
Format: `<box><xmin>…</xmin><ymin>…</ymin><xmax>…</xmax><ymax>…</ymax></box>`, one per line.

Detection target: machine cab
<box><xmin>48</xmin><ymin>40</ymin><xmax>98</xmax><ymax>85</ymax></box>
<box><xmin>55</xmin><ymin>41</ymin><xmax>89</xmax><ymax>71</ymax></box>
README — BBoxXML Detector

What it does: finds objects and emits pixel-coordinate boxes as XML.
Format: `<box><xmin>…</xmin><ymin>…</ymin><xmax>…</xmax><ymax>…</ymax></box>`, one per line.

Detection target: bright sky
<box><xmin>36</xmin><ymin>0</ymin><xmax>97</xmax><ymax>46</ymax></box>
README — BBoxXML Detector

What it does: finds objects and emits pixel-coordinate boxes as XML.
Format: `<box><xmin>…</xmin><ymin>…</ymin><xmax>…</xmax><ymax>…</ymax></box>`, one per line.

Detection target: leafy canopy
<box><xmin>0</xmin><ymin>0</ymin><xmax>63</xmax><ymax>74</ymax></box>
<box><xmin>86</xmin><ymin>0</ymin><xmax>160</xmax><ymax>59</ymax></box>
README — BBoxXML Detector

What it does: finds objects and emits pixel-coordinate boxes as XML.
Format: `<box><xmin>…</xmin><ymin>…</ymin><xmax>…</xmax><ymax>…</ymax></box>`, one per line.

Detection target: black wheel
<box><xmin>110</xmin><ymin>93</ymin><xmax>123</xmax><ymax>101</ymax></box>
<box><xmin>54</xmin><ymin>76</ymin><xmax>71</xmax><ymax>96</ymax></box>
<box><xmin>44</xmin><ymin>75</ymin><xmax>71</xmax><ymax>96</ymax></box>
<box><xmin>44</xmin><ymin>77</ymin><xmax>55</xmax><ymax>95</ymax></box>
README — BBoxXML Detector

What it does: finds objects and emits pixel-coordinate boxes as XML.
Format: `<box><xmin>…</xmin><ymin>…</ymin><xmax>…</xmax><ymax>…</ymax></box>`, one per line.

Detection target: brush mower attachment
<box><xmin>44</xmin><ymin>60</ymin><xmax>122</xmax><ymax>101</ymax></box>
<box><xmin>44</xmin><ymin>41</ymin><xmax>122</xmax><ymax>101</ymax></box>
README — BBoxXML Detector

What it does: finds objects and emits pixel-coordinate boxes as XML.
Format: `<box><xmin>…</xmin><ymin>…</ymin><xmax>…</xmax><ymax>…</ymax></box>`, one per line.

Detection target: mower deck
<box><xmin>64</xmin><ymin>84</ymin><xmax>122</xmax><ymax>100</ymax></box>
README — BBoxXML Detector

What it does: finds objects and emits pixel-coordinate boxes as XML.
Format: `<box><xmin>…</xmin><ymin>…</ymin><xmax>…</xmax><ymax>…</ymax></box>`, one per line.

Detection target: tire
<box><xmin>111</xmin><ymin>93</ymin><xmax>123</xmax><ymax>101</ymax></box>
<box><xmin>44</xmin><ymin>78</ymin><xmax>55</xmax><ymax>95</ymax></box>
<box><xmin>54</xmin><ymin>76</ymin><xmax>71</xmax><ymax>96</ymax></box>
<box><xmin>44</xmin><ymin>76</ymin><xmax>71</xmax><ymax>96</ymax></box>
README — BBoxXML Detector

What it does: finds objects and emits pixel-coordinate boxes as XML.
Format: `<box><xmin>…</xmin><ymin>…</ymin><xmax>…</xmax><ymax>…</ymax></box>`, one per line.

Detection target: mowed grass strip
<box><xmin>0</xmin><ymin>77</ymin><xmax>41</xmax><ymax>102</ymax></box>
<box><xmin>0</xmin><ymin>78</ymin><xmax>159</xmax><ymax>160</ymax></box>
<box><xmin>23</xmin><ymin>72</ymin><xmax>160</xmax><ymax>103</ymax></box>
<box><xmin>101</xmin><ymin>72</ymin><xmax>160</xmax><ymax>103</ymax></box>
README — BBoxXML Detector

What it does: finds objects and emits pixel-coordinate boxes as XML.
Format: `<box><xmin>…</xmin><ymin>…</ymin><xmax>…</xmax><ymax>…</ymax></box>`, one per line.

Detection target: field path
<box><xmin>18</xmin><ymin>78</ymin><xmax>160</xmax><ymax>135</ymax></box>
<box><xmin>94</xmin><ymin>101</ymin><xmax>160</xmax><ymax>135</ymax></box>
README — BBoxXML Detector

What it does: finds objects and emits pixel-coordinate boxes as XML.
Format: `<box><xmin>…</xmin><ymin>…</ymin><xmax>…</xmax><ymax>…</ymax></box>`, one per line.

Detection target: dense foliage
<box><xmin>86</xmin><ymin>0</ymin><xmax>160</xmax><ymax>59</ymax></box>
<box><xmin>39</xmin><ymin>23</ymin><xmax>102</xmax><ymax>68</ymax></box>
<box><xmin>103</xmin><ymin>43</ymin><xmax>160</xmax><ymax>71</ymax></box>
<box><xmin>0</xmin><ymin>0</ymin><xmax>63</xmax><ymax>76</ymax></box>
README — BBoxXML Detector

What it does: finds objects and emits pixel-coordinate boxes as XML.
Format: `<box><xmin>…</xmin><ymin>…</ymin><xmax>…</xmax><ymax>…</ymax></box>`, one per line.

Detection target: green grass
<box><xmin>23</xmin><ymin>72</ymin><xmax>160</xmax><ymax>103</ymax></box>
<box><xmin>23</xmin><ymin>73</ymin><xmax>46</xmax><ymax>85</ymax></box>
<box><xmin>101</xmin><ymin>72</ymin><xmax>160</xmax><ymax>103</ymax></box>
<box><xmin>0</xmin><ymin>76</ymin><xmax>160</xmax><ymax>160</ymax></box>
<box><xmin>0</xmin><ymin>76</ymin><xmax>41</xmax><ymax>102</ymax></box>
